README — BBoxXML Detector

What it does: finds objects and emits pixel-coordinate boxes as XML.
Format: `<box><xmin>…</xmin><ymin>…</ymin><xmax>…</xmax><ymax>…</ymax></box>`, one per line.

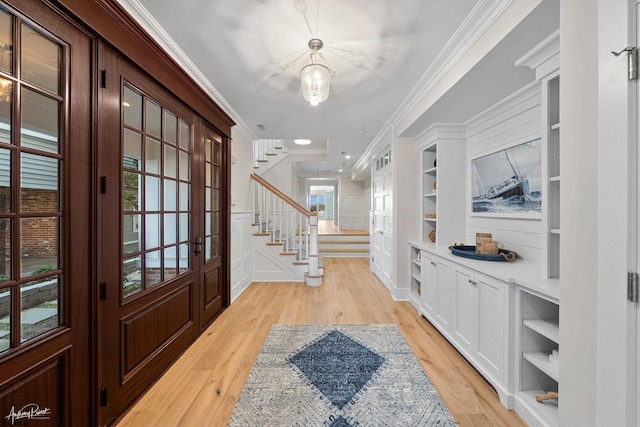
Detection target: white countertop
<box><xmin>408</xmin><ymin>240</ymin><xmax>560</xmax><ymax>301</ymax></box>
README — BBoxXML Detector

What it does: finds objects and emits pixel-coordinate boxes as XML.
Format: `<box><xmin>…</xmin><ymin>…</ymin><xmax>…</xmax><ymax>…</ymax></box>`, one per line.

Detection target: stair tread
<box><xmin>266</xmin><ymin>242</ymin><xmax>284</xmax><ymax>246</ymax></box>
<box><xmin>319</xmin><ymin>240</ymin><xmax>370</xmax><ymax>244</ymax></box>
<box><xmin>319</xmin><ymin>248</ymin><xmax>370</xmax><ymax>253</ymax></box>
<box><xmin>253</xmin><ymin>232</ymin><xmax>271</xmax><ymax>236</ymax></box>
<box><xmin>280</xmin><ymin>251</ymin><xmax>297</xmax><ymax>255</ymax></box>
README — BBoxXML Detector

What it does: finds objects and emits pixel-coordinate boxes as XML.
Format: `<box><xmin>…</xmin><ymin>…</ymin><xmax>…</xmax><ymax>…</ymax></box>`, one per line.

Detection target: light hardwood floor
<box><xmin>116</xmin><ymin>258</ymin><xmax>525</xmax><ymax>426</ymax></box>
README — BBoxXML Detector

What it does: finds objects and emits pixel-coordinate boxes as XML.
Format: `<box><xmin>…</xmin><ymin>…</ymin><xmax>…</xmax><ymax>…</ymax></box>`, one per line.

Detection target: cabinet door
<box><xmin>434</xmin><ymin>257</ymin><xmax>451</xmax><ymax>331</ymax></box>
<box><xmin>452</xmin><ymin>266</ymin><xmax>475</xmax><ymax>353</ymax></box>
<box><xmin>476</xmin><ymin>274</ymin><xmax>506</xmax><ymax>380</ymax></box>
<box><xmin>421</xmin><ymin>253</ymin><xmax>437</xmax><ymax>317</ymax></box>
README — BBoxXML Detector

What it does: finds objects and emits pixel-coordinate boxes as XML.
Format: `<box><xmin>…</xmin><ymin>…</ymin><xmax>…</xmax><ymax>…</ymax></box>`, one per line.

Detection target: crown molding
<box><xmin>515</xmin><ymin>29</ymin><xmax>559</xmax><ymax>80</ymax></box>
<box><xmin>352</xmin><ymin>0</ymin><xmax>514</xmax><ymax>178</ymax></box>
<box><xmin>118</xmin><ymin>0</ymin><xmax>257</xmax><ymax>142</ymax></box>
<box><xmin>388</xmin><ymin>0</ymin><xmax>514</xmax><ymax>130</ymax></box>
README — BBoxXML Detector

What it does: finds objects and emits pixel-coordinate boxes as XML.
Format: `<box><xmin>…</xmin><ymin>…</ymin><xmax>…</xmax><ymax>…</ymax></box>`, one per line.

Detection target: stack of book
<box><xmin>548</xmin><ymin>348</ymin><xmax>559</xmax><ymax>366</ymax></box>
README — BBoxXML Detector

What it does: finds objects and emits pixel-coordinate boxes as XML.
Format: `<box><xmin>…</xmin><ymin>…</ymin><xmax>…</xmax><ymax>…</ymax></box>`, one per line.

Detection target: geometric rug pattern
<box><xmin>228</xmin><ymin>324</ymin><xmax>458</xmax><ymax>426</ymax></box>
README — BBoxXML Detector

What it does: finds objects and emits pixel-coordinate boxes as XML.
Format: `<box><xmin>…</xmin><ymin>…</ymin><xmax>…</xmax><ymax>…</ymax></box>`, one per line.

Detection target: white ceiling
<box><xmin>120</xmin><ymin>0</ymin><xmax>558</xmax><ymax>179</ymax></box>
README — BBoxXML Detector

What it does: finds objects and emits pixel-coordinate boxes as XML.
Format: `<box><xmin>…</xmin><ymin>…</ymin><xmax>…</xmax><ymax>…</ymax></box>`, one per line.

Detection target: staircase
<box><xmin>251</xmin><ymin>174</ymin><xmax>322</xmax><ymax>286</ymax></box>
<box><xmin>318</xmin><ymin>234</ymin><xmax>370</xmax><ymax>257</ymax></box>
<box><xmin>253</xmin><ymin>139</ymin><xmax>288</xmax><ymax>172</ymax></box>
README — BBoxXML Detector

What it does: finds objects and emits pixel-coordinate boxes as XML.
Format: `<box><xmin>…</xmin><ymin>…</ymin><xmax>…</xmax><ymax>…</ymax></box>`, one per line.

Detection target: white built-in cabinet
<box><xmin>452</xmin><ymin>266</ymin><xmax>507</xmax><ymax>385</ymax></box>
<box><xmin>406</xmin><ymin>30</ymin><xmax>561</xmax><ymax>427</ymax></box>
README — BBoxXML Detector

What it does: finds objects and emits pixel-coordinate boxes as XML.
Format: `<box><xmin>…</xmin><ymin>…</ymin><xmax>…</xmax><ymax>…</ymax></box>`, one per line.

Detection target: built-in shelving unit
<box><xmin>409</xmin><ymin>245</ymin><xmax>422</xmax><ymax>309</ymax></box>
<box><xmin>547</xmin><ymin>75</ymin><xmax>560</xmax><ymax>279</ymax></box>
<box><xmin>517</xmin><ymin>289</ymin><xmax>559</xmax><ymax>426</ymax></box>
<box><xmin>422</xmin><ymin>144</ymin><xmax>438</xmax><ymax>242</ymax></box>
<box><xmin>417</xmin><ymin>124</ymin><xmax>466</xmax><ymax>246</ymax></box>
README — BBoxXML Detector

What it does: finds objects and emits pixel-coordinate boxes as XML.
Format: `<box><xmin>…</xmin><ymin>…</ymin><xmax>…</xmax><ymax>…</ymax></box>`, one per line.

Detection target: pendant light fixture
<box><xmin>300</xmin><ymin>38</ymin><xmax>334</xmax><ymax>106</ymax></box>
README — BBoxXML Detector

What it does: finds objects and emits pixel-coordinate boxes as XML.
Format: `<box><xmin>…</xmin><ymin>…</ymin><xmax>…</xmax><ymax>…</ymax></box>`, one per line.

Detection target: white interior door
<box><xmin>372</xmin><ymin>149</ymin><xmax>392</xmax><ymax>289</ymax></box>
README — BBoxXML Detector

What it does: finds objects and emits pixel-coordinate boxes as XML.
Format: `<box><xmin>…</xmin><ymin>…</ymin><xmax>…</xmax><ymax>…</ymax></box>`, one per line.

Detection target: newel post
<box><xmin>304</xmin><ymin>212</ymin><xmax>323</xmax><ymax>286</ymax></box>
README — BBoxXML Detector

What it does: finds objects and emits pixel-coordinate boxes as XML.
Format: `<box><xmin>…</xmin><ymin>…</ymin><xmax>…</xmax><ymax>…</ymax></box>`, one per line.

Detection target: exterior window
<box><xmin>0</xmin><ymin>10</ymin><xmax>65</xmax><ymax>353</ymax></box>
<box><xmin>121</xmin><ymin>83</ymin><xmax>191</xmax><ymax>298</ymax></box>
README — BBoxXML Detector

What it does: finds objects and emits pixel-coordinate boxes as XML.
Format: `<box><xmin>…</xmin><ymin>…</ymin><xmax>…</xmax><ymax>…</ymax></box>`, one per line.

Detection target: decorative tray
<box><xmin>448</xmin><ymin>245</ymin><xmax>517</xmax><ymax>262</ymax></box>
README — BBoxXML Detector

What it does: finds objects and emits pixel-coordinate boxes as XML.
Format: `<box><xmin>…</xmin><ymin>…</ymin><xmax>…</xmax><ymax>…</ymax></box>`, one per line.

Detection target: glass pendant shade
<box><xmin>300</xmin><ymin>63</ymin><xmax>331</xmax><ymax>106</ymax></box>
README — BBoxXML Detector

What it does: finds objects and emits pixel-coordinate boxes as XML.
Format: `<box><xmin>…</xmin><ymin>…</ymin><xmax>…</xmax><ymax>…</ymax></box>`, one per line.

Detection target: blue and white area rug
<box><xmin>228</xmin><ymin>324</ymin><xmax>457</xmax><ymax>426</ymax></box>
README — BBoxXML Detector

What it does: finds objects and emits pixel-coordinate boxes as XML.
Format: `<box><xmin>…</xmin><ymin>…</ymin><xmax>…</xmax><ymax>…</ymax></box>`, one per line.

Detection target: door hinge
<box><xmin>100</xmin><ymin>387</ymin><xmax>107</xmax><ymax>407</ymax></box>
<box><xmin>100</xmin><ymin>282</ymin><xmax>107</xmax><ymax>301</ymax></box>
<box><xmin>101</xmin><ymin>69</ymin><xmax>107</xmax><ymax>88</ymax></box>
<box><xmin>612</xmin><ymin>46</ymin><xmax>638</xmax><ymax>80</ymax></box>
<box><xmin>628</xmin><ymin>272</ymin><xmax>639</xmax><ymax>303</ymax></box>
<box><xmin>194</xmin><ymin>236</ymin><xmax>202</xmax><ymax>255</ymax></box>
<box><xmin>100</xmin><ymin>176</ymin><xmax>107</xmax><ymax>194</ymax></box>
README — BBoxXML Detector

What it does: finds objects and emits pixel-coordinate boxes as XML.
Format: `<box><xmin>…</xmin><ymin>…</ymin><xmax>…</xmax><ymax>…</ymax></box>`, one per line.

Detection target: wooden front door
<box><xmin>198</xmin><ymin>126</ymin><xmax>227</xmax><ymax>329</ymax></box>
<box><xmin>0</xmin><ymin>1</ymin><xmax>92</xmax><ymax>425</ymax></box>
<box><xmin>97</xmin><ymin>45</ymin><xmax>203</xmax><ymax>425</ymax></box>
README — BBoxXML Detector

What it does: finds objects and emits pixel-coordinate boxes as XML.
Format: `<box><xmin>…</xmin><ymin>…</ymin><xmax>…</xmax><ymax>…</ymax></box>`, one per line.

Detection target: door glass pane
<box><xmin>0</xmin><ymin>219</ymin><xmax>9</xmax><ymax>281</ymax></box>
<box><xmin>212</xmin><ymin>165</ymin><xmax>219</xmax><ymax>188</ymax></box>
<box><xmin>123</xmin><ymin>214</ymin><xmax>140</xmax><ymax>254</ymax></box>
<box><xmin>145</xmin><ymin>100</ymin><xmax>161</xmax><ymax>138</ymax></box>
<box><xmin>123</xmin><ymin>172</ymin><xmax>140</xmax><ymax>212</ymax></box>
<box><xmin>123</xmin><ymin>129</ymin><xmax>142</xmax><ymax>170</ymax></box>
<box><xmin>179</xmin><ymin>182</ymin><xmax>188</xmax><ymax>211</ymax></box>
<box><xmin>163</xmin><ymin>213</ymin><xmax>176</xmax><ymax>245</ymax></box>
<box><xmin>21</xmin><ymin>88</ymin><xmax>59</xmax><ymax>154</ymax></box>
<box><xmin>179</xmin><ymin>213</ymin><xmax>188</xmax><ymax>242</ymax></box>
<box><xmin>20</xmin><ymin>217</ymin><xmax>58</xmax><ymax>278</ymax></box>
<box><xmin>21</xmin><ymin>153</ymin><xmax>58</xmax><ymax>213</ymax></box>
<box><xmin>0</xmin><ymin>78</ymin><xmax>11</xmax><ymax>141</ymax></box>
<box><xmin>123</xmin><ymin>255</ymin><xmax>142</xmax><ymax>297</ymax></box>
<box><xmin>144</xmin><ymin>249</ymin><xmax>161</xmax><ymax>287</ymax></box>
<box><xmin>205</xmin><ymin>163</ymin><xmax>211</xmax><ymax>186</ymax></box>
<box><xmin>213</xmin><ymin>143</ymin><xmax>220</xmax><ymax>164</ymax></box>
<box><xmin>211</xmin><ymin>235</ymin><xmax>218</xmax><ymax>258</ymax></box>
<box><xmin>0</xmin><ymin>11</ymin><xmax>12</xmax><ymax>75</ymax></box>
<box><xmin>0</xmin><ymin>148</ymin><xmax>9</xmax><ymax>213</ymax></box>
<box><xmin>20</xmin><ymin>276</ymin><xmax>58</xmax><ymax>343</ymax></box>
<box><xmin>205</xmin><ymin>236</ymin><xmax>211</xmax><ymax>259</ymax></box>
<box><xmin>0</xmin><ymin>287</ymin><xmax>9</xmax><ymax>353</ymax></box>
<box><xmin>178</xmin><ymin>243</ymin><xmax>189</xmax><ymax>273</ymax></box>
<box><xmin>164</xmin><ymin>179</ymin><xmax>176</xmax><ymax>211</ymax></box>
<box><xmin>205</xmin><ymin>213</ymin><xmax>211</xmax><ymax>235</ymax></box>
<box><xmin>21</xmin><ymin>24</ymin><xmax>60</xmax><ymax>94</ymax></box>
<box><xmin>145</xmin><ymin>137</ymin><xmax>161</xmax><ymax>174</ymax></box>
<box><xmin>123</xmin><ymin>86</ymin><xmax>142</xmax><ymax>130</ymax></box>
<box><xmin>179</xmin><ymin>152</ymin><xmax>189</xmax><ymax>181</ymax></box>
<box><xmin>212</xmin><ymin>212</ymin><xmax>218</xmax><ymax>234</ymax></box>
<box><xmin>164</xmin><ymin>146</ymin><xmax>176</xmax><ymax>178</ymax></box>
<box><xmin>145</xmin><ymin>213</ymin><xmax>160</xmax><ymax>250</ymax></box>
<box><xmin>163</xmin><ymin>246</ymin><xmax>176</xmax><ymax>280</ymax></box>
<box><xmin>179</xmin><ymin>120</ymin><xmax>190</xmax><ymax>150</ymax></box>
<box><xmin>164</xmin><ymin>111</ymin><xmax>177</xmax><ymax>144</ymax></box>
<box><xmin>145</xmin><ymin>176</ymin><xmax>160</xmax><ymax>211</ymax></box>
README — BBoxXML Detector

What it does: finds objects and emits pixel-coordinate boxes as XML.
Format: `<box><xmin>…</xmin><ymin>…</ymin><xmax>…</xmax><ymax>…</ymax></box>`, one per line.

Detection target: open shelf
<box><xmin>424</xmin><ymin>192</ymin><xmax>437</xmax><ymax>198</ymax></box>
<box><xmin>550</xmin><ymin>229</ymin><xmax>560</xmax><ymax>235</ymax></box>
<box><xmin>516</xmin><ymin>389</ymin><xmax>558</xmax><ymax>425</ymax></box>
<box><xmin>423</xmin><ymin>218</ymin><xmax>437</xmax><ymax>223</ymax></box>
<box><xmin>424</xmin><ymin>166</ymin><xmax>437</xmax><ymax>175</ymax></box>
<box><xmin>523</xmin><ymin>352</ymin><xmax>559</xmax><ymax>381</ymax></box>
<box><xmin>523</xmin><ymin>319</ymin><xmax>559</xmax><ymax>343</ymax></box>
<box><xmin>551</xmin><ymin>122</ymin><xmax>560</xmax><ymax>130</ymax></box>
<box><xmin>550</xmin><ymin>176</ymin><xmax>561</xmax><ymax>182</ymax></box>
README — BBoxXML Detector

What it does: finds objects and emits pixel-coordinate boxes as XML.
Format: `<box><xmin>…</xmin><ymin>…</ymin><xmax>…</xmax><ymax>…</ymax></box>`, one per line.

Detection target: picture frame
<box><xmin>470</xmin><ymin>139</ymin><xmax>542</xmax><ymax>218</ymax></box>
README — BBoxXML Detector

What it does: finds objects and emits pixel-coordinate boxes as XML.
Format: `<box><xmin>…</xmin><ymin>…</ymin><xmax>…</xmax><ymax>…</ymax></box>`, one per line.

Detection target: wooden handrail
<box><xmin>251</xmin><ymin>174</ymin><xmax>310</xmax><ymax>216</ymax></box>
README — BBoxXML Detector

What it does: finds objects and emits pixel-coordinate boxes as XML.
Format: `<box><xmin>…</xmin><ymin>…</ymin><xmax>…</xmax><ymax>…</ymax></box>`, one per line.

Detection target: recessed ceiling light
<box><xmin>339</xmin><ymin>169</ymin><xmax>343</xmax><ymax>172</ymax></box>
<box><xmin>345</xmin><ymin>155</ymin><xmax>351</xmax><ymax>159</ymax></box>
<box><xmin>295</xmin><ymin>139</ymin><xmax>312</xmax><ymax>145</ymax></box>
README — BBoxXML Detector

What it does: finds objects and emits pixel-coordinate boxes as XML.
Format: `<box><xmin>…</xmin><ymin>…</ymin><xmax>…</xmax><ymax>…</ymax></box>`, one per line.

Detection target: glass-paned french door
<box><xmin>0</xmin><ymin>6</ymin><xmax>64</xmax><ymax>353</ymax></box>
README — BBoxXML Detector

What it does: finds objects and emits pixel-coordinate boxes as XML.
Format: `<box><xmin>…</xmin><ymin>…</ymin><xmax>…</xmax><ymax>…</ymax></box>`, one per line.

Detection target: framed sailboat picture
<box><xmin>470</xmin><ymin>139</ymin><xmax>542</xmax><ymax>218</ymax></box>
